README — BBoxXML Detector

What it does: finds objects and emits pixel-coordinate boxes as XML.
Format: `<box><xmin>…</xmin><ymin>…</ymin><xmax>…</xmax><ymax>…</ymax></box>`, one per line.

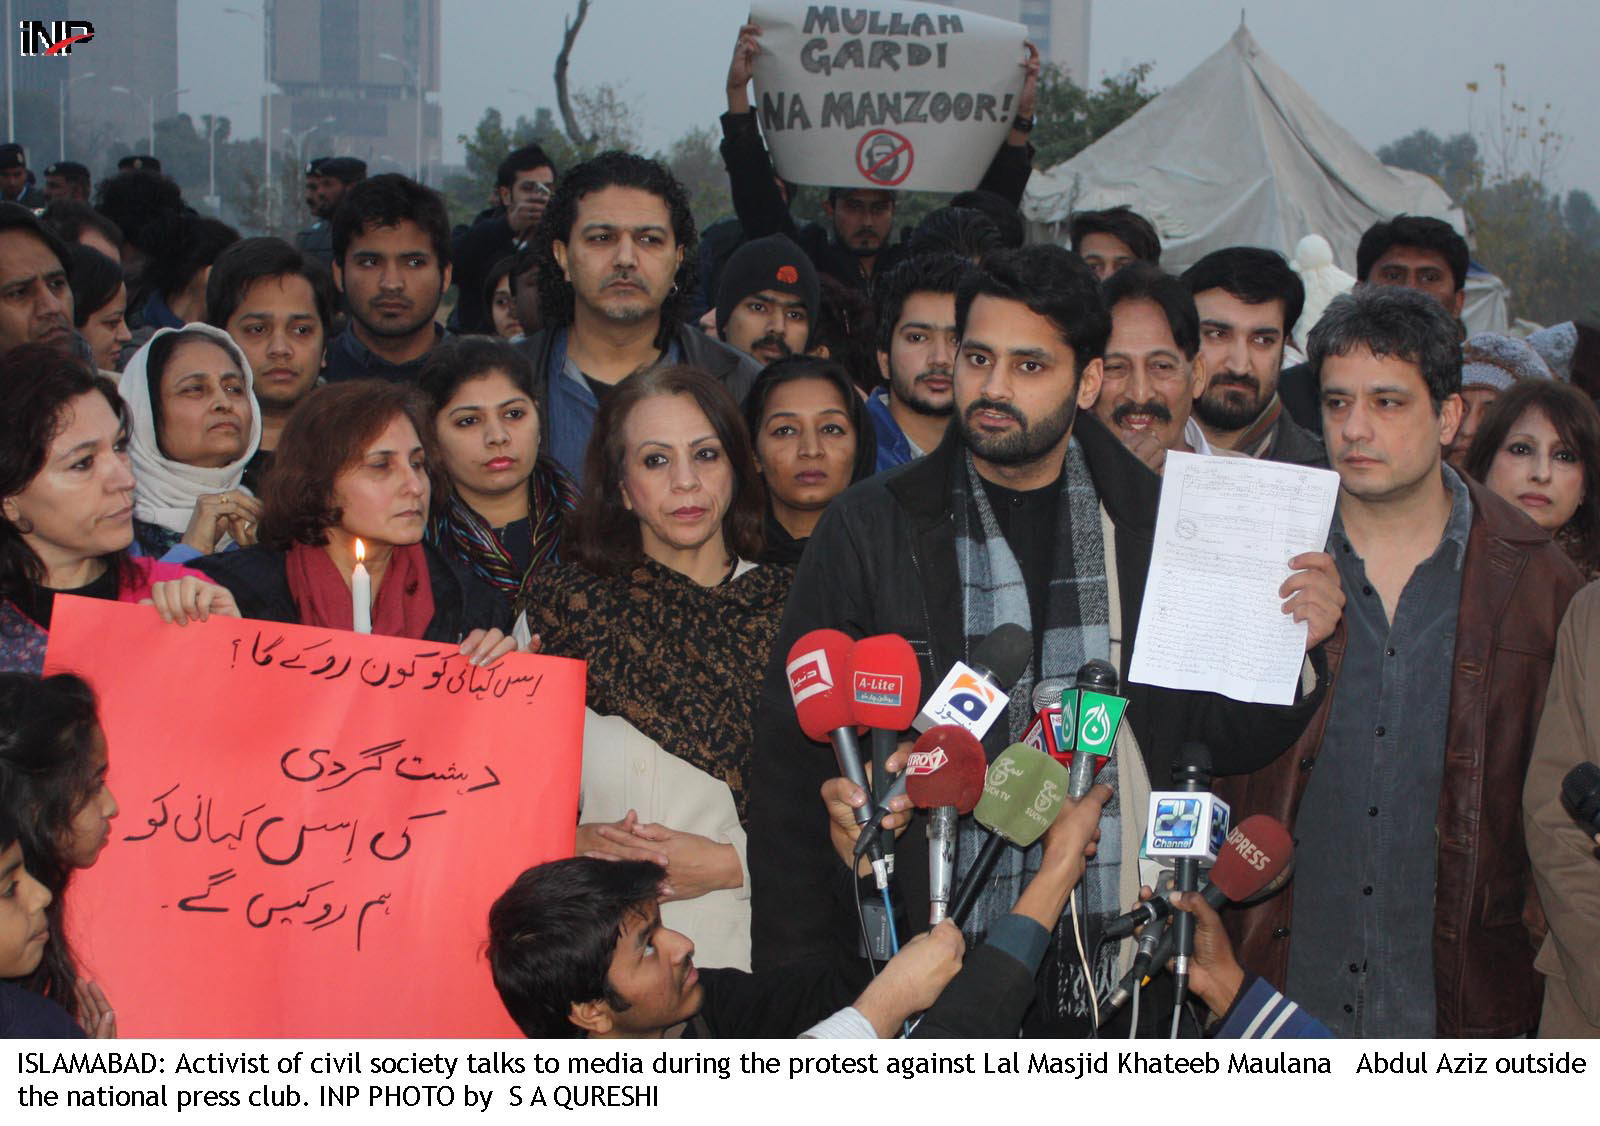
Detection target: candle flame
<box><xmin>354</xmin><ymin>538</ymin><xmax>366</xmax><ymax>564</ymax></box>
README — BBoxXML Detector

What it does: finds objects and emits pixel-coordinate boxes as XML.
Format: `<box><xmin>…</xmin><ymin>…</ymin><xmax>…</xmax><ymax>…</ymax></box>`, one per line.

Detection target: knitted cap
<box><xmin>0</xmin><ymin>143</ymin><xmax>25</xmax><ymax>170</ymax></box>
<box><xmin>1461</xmin><ymin>332</ymin><xmax>1552</xmax><ymax>392</ymax></box>
<box><xmin>715</xmin><ymin>234</ymin><xmax>820</xmax><ymax>332</ymax></box>
<box><xmin>1527</xmin><ymin>321</ymin><xmax>1577</xmax><ymax>381</ymax></box>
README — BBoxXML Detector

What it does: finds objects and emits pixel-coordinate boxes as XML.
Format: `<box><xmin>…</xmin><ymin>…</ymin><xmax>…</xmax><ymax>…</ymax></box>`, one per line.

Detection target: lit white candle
<box><xmin>352</xmin><ymin>538</ymin><xmax>372</xmax><ymax>634</ymax></box>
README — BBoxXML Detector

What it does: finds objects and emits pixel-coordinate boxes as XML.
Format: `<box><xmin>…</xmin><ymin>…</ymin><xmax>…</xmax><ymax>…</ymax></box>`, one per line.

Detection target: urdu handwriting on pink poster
<box><xmin>42</xmin><ymin>595</ymin><xmax>586</xmax><ymax>1037</ymax></box>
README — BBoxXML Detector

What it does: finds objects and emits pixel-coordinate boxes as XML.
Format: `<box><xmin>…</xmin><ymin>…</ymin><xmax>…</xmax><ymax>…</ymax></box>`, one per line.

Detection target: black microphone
<box><xmin>1068</xmin><ymin>659</ymin><xmax>1122</xmax><ymax>798</ymax></box>
<box><xmin>912</xmin><ymin>623</ymin><xmax>1032</xmax><ymax>738</ymax></box>
<box><xmin>1563</xmin><ymin>763</ymin><xmax>1600</xmax><ymax>835</ymax></box>
<box><xmin>1169</xmin><ymin>742</ymin><xmax>1213</xmax><ymax>1016</ymax></box>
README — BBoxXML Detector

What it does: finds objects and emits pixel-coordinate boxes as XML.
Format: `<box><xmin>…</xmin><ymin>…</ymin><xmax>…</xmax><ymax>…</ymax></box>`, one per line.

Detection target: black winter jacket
<box><xmin>193</xmin><ymin>541</ymin><xmax>512</xmax><ymax>642</ymax></box>
<box><xmin>748</xmin><ymin>416</ymin><xmax>1327</xmax><ymax>999</ymax></box>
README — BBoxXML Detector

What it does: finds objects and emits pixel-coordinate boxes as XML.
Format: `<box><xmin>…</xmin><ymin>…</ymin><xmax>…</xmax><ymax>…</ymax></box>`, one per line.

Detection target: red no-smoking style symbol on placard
<box><xmin>855</xmin><ymin>129</ymin><xmax>914</xmax><ymax>187</ymax></box>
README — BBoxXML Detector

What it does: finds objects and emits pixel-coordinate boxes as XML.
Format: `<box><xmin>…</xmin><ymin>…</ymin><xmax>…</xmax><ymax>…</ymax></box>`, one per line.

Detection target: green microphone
<box><xmin>948</xmin><ymin>744</ymin><xmax>1070</xmax><ymax>928</ymax></box>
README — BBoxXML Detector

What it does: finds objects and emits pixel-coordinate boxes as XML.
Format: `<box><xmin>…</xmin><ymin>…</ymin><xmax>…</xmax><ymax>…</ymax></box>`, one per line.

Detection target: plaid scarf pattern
<box><xmin>426</xmin><ymin>462</ymin><xmax>578</xmax><ymax>618</ymax></box>
<box><xmin>951</xmin><ymin>438</ymin><xmax>1122</xmax><ymax>1021</ymax></box>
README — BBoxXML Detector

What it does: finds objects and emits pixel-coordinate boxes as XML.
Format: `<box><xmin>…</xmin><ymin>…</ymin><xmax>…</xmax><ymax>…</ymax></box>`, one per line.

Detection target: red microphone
<box><xmin>846</xmin><ymin>633</ymin><xmax>922</xmax><ymax>813</ymax></box>
<box><xmin>904</xmin><ymin>726</ymin><xmax>987</xmax><ymax>926</ymax></box>
<box><xmin>787</xmin><ymin>629</ymin><xmax>887</xmax><ymax>885</ymax></box>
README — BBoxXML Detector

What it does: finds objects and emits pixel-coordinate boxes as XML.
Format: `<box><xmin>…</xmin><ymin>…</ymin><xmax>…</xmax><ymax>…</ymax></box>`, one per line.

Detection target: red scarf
<box><xmin>285</xmin><ymin>541</ymin><xmax>436</xmax><ymax>639</ymax></box>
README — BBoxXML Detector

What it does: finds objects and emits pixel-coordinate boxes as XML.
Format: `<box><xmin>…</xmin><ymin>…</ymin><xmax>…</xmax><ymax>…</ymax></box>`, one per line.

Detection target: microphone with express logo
<box><xmin>1104</xmin><ymin>815</ymin><xmax>1294</xmax><ymax>1011</ymax></box>
<box><xmin>853</xmin><ymin>723</ymin><xmax>984</xmax><ymax>862</ymax></box>
<box><xmin>1105</xmin><ymin>814</ymin><xmax>1293</xmax><ymax>939</ymax></box>
<box><xmin>948</xmin><ymin>744</ymin><xmax>1070</xmax><ymax>929</ymax></box>
<box><xmin>913</xmin><ymin>623</ymin><xmax>1032</xmax><ymax>740</ymax></box>
<box><xmin>903</xmin><ymin>727</ymin><xmax>987</xmax><ymax>925</ymax></box>
<box><xmin>846</xmin><ymin>633</ymin><xmax>923</xmax><ymax>818</ymax></box>
<box><xmin>1562</xmin><ymin>763</ymin><xmax>1600</xmax><ymax>835</ymax></box>
<box><xmin>787</xmin><ymin>629</ymin><xmax>888</xmax><ymax>888</ymax></box>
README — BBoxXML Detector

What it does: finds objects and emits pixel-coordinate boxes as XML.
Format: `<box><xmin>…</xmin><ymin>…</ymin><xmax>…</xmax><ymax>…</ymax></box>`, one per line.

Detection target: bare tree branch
<box><xmin>555</xmin><ymin>0</ymin><xmax>593</xmax><ymax>148</ymax></box>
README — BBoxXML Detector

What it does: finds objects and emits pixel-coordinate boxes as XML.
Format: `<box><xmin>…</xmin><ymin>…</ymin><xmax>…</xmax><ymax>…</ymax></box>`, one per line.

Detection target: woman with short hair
<box><xmin>194</xmin><ymin>380</ymin><xmax>515</xmax><ymax>659</ymax></box>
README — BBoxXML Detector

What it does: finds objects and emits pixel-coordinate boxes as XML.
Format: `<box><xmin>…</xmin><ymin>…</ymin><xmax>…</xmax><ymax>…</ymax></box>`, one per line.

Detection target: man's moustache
<box><xmin>1111</xmin><ymin>400</ymin><xmax>1173</xmax><ymax>425</ymax></box>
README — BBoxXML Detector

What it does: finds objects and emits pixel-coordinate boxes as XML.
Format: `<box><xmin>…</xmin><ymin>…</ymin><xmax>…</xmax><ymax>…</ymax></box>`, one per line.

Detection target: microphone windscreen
<box><xmin>786</xmin><ymin>630</ymin><xmax>855</xmax><ymax>742</ymax></box>
<box><xmin>1074</xmin><ymin>658</ymin><xmax>1119</xmax><ymax>692</ymax></box>
<box><xmin>973</xmin><ymin>622</ymin><xmax>1032</xmax><ymax>691</ymax></box>
<box><xmin>905</xmin><ymin>725</ymin><xmax>987</xmax><ymax>814</ymax></box>
<box><xmin>1209</xmin><ymin>815</ymin><xmax>1294</xmax><ymax>903</ymax></box>
<box><xmin>1031</xmin><ymin>677</ymin><xmax>1071</xmax><ymax>714</ymax></box>
<box><xmin>974</xmin><ymin>743</ymin><xmax>1069</xmax><ymax>848</ymax></box>
<box><xmin>846</xmin><ymin>634</ymin><xmax>922</xmax><ymax>730</ymax></box>
<box><xmin>1563</xmin><ymin>762</ymin><xmax>1600</xmax><ymax>831</ymax></box>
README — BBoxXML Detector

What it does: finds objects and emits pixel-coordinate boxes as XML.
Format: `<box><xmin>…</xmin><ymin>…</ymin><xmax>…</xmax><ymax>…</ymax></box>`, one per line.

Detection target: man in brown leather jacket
<box><xmin>1218</xmin><ymin>287</ymin><xmax>1584</xmax><ymax>1037</ymax></box>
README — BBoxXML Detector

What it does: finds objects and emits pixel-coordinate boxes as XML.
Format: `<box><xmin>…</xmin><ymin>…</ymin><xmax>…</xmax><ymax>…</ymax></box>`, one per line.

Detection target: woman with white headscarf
<box><xmin>118</xmin><ymin>324</ymin><xmax>263</xmax><ymax>561</ymax></box>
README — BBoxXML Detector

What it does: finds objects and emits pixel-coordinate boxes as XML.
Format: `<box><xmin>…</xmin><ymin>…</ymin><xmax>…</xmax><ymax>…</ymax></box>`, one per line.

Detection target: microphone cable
<box><xmin>1068</xmin><ymin>886</ymin><xmax>1101</xmax><ymax>1034</ymax></box>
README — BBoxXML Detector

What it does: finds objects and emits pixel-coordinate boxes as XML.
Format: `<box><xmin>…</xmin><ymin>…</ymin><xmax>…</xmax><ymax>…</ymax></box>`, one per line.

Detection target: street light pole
<box><xmin>224</xmin><ymin>5</ymin><xmax>272</xmax><ymax>232</ymax></box>
<box><xmin>59</xmin><ymin>71</ymin><xmax>95</xmax><ymax>161</ymax></box>
<box><xmin>378</xmin><ymin>51</ymin><xmax>423</xmax><ymax>183</ymax></box>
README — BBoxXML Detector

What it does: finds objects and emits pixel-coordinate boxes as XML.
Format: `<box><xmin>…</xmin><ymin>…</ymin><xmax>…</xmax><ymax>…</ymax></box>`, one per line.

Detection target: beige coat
<box><xmin>1526</xmin><ymin>581</ymin><xmax>1600</xmax><ymax>1037</ymax></box>
<box><xmin>580</xmin><ymin>709</ymin><xmax>752</xmax><ymax>971</ymax></box>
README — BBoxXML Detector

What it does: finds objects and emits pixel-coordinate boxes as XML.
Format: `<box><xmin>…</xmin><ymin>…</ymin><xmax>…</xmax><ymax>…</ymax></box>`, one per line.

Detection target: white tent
<box><xmin>1024</xmin><ymin>24</ymin><xmax>1487</xmax><ymax>306</ymax></box>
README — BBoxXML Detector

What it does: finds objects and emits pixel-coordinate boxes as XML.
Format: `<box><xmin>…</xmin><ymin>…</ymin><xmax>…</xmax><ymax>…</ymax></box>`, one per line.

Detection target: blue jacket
<box><xmin>865</xmin><ymin>387</ymin><xmax>920</xmax><ymax>473</ymax></box>
<box><xmin>519</xmin><ymin>324</ymin><xmax>761</xmax><ymax>481</ymax></box>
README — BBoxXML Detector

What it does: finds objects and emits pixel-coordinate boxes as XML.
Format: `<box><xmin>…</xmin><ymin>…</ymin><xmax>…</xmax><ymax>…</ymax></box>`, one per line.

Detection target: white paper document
<box><xmin>1128</xmin><ymin>451</ymin><xmax>1342</xmax><ymax>705</ymax></box>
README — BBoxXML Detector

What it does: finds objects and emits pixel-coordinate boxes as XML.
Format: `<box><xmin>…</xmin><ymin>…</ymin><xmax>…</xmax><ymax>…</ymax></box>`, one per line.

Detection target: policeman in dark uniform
<box><xmin>295</xmin><ymin>156</ymin><xmax>366</xmax><ymax>268</ymax></box>
<box><xmin>0</xmin><ymin>144</ymin><xmax>46</xmax><ymax>208</ymax></box>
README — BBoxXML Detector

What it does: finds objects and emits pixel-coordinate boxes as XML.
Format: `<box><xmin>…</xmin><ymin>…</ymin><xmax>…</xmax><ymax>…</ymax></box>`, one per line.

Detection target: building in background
<box><xmin>266</xmin><ymin>0</ymin><xmax>440</xmax><ymax>181</ymax></box>
<box><xmin>10</xmin><ymin>2</ymin><xmax>179</xmax><ymax>168</ymax></box>
<box><xmin>939</xmin><ymin>0</ymin><xmax>1091</xmax><ymax>82</ymax></box>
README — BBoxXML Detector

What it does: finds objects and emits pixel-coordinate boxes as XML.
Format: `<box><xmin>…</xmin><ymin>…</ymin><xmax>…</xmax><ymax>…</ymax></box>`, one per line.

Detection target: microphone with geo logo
<box><xmin>913</xmin><ymin>623</ymin><xmax>1031</xmax><ymax>740</ymax></box>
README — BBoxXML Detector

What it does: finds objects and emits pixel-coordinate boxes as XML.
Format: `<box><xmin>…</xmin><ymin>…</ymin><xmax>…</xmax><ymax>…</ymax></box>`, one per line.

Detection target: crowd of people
<box><xmin>2</xmin><ymin>21</ymin><xmax>1600</xmax><ymax>1043</ymax></box>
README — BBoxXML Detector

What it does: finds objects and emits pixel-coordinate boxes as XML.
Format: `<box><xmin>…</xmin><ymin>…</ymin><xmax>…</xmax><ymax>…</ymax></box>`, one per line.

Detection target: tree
<box><xmin>1378</xmin><ymin>66</ymin><xmax>1598</xmax><ymax>325</ymax></box>
<box><xmin>1376</xmin><ymin>129</ymin><xmax>1481</xmax><ymax>201</ymax></box>
<box><xmin>1029</xmin><ymin>62</ymin><xmax>1159</xmax><ymax>171</ymax></box>
<box><xmin>662</xmin><ymin>126</ymin><xmax>730</xmax><ymax>231</ymax></box>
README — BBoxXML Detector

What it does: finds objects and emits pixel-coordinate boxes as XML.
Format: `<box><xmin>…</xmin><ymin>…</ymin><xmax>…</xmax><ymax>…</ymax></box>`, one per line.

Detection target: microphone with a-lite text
<box><xmin>1104</xmin><ymin>814</ymin><xmax>1295</xmax><ymax>1012</ymax></box>
<box><xmin>903</xmin><ymin>727</ymin><xmax>987</xmax><ymax>925</ymax></box>
<box><xmin>787</xmin><ymin>629</ymin><xmax>889</xmax><ymax>888</ymax></box>
<box><xmin>913</xmin><ymin>623</ymin><xmax>1032</xmax><ymax>740</ymax></box>
<box><xmin>846</xmin><ymin>634</ymin><xmax>923</xmax><ymax>862</ymax></box>
<box><xmin>948</xmin><ymin>743</ymin><xmax>1069</xmax><ymax>929</ymax></box>
<box><xmin>1562</xmin><ymin>763</ymin><xmax>1600</xmax><ymax>835</ymax></box>
<box><xmin>853</xmin><ymin>723</ymin><xmax>985</xmax><ymax>862</ymax></box>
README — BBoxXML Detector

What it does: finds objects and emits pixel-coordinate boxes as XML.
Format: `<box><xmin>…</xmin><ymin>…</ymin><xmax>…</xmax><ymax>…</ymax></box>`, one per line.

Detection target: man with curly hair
<box><xmin>521</xmin><ymin>151</ymin><xmax>762</xmax><ymax>479</ymax></box>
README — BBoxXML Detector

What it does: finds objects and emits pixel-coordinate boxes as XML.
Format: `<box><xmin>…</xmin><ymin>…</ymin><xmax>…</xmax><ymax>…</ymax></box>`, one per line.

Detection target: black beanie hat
<box><xmin>715</xmin><ymin>234</ymin><xmax>820</xmax><ymax>333</ymax></box>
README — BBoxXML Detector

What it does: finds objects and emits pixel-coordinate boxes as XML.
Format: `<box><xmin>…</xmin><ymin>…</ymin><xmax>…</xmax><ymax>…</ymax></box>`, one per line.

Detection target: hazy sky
<box><xmin>178</xmin><ymin>0</ymin><xmax>1600</xmax><ymax>199</ymax></box>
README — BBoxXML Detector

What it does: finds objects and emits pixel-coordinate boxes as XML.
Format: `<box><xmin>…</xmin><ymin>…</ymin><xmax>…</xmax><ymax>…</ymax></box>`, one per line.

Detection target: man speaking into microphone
<box><xmin>750</xmin><ymin>245</ymin><xmax>1343</xmax><ymax>1037</ymax></box>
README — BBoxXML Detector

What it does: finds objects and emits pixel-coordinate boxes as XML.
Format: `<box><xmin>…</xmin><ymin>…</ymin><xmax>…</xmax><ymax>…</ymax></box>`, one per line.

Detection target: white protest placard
<box><xmin>750</xmin><ymin>0</ymin><xmax>1027</xmax><ymax>192</ymax></box>
<box><xmin>1128</xmin><ymin>452</ymin><xmax>1341</xmax><ymax>705</ymax></box>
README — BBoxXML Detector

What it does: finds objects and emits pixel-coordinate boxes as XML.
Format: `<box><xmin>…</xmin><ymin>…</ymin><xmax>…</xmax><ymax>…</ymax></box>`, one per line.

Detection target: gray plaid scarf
<box><xmin>951</xmin><ymin>438</ymin><xmax>1122</xmax><ymax>1021</ymax></box>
